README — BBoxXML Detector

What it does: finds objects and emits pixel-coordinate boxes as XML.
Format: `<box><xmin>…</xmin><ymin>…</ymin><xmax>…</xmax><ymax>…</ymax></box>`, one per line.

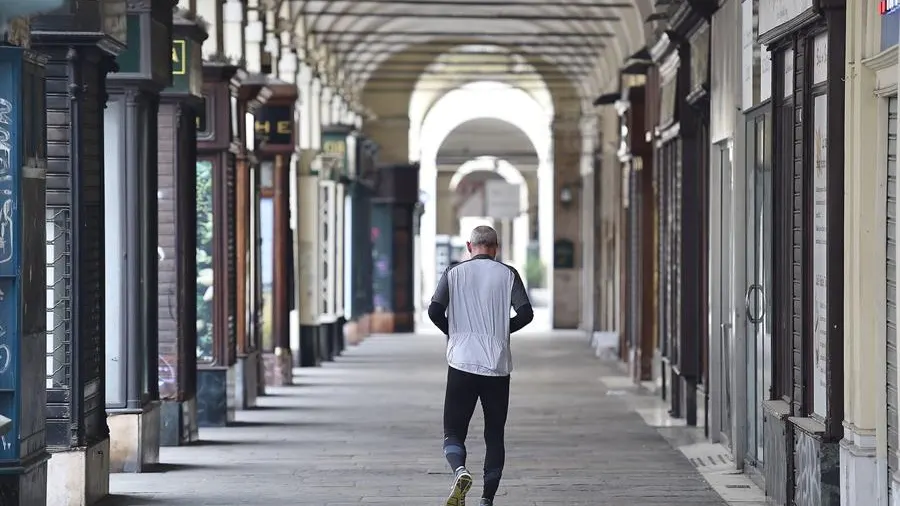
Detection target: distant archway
<box><xmin>415</xmin><ymin>81</ymin><xmax>554</xmax><ymax>317</ymax></box>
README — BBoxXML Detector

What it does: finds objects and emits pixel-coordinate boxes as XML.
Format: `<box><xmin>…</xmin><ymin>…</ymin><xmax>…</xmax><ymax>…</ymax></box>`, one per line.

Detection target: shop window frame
<box><xmin>771</xmin><ymin>40</ymin><xmax>795</xmax><ymax>405</ymax></box>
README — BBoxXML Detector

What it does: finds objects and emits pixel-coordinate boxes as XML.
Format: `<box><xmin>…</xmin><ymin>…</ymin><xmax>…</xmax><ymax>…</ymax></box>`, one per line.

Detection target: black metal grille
<box><xmin>45</xmin><ymin>206</ymin><xmax>72</xmax><ymax>391</ymax></box>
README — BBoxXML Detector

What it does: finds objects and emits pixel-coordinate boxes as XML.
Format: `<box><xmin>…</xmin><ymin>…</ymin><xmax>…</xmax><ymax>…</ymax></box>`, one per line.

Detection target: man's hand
<box><xmin>510</xmin><ymin>303</ymin><xmax>534</xmax><ymax>334</ymax></box>
<box><xmin>428</xmin><ymin>301</ymin><xmax>450</xmax><ymax>335</ymax></box>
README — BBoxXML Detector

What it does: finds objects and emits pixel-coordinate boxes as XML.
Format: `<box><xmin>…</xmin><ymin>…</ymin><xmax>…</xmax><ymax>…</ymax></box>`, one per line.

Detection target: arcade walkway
<box><xmin>105</xmin><ymin>332</ymin><xmax>730</xmax><ymax>506</ymax></box>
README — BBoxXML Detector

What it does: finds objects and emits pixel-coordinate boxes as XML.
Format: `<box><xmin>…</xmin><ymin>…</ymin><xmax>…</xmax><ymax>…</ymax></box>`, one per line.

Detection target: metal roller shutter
<box><xmin>887</xmin><ymin>96</ymin><xmax>898</xmax><ymax>493</ymax></box>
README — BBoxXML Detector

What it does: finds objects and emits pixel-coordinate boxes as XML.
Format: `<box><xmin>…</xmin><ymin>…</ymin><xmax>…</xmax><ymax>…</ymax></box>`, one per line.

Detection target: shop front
<box><xmin>617</xmin><ymin>78</ymin><xmax>657</xmax><ymax>384</ymax></box>
<box><xmin>370</xmin><ymin>163</ymin><xmax>421</xmax><ymax>334</ymax></box>
<box><xmin>233</xmin><ymin>70</ymin><xmax>271</xmax><ymax>409</ymax></box>
<box><xmin>735</xmin><ymin>0</ymin><xmax>775</xmax><ymax>485</ymax></box>
<box><xmin>252</xmin><ymin>81</ymin><xmax>298</xmax><ymax>387</ymax></box>
<box><xmin>103</xmin><ymin>0</ymin><xmax>176</xmax><ymax>472</ymax></box>
<box><xmin>31</xmin><ymin>4</ymin><xmax>125</xmax><ymax>499</ymax></box>
<box><xmin>0</xmin><ymin>43</ymin><xmax>51</xmax><ymax>503</ymax></box>
<box><xmin>322</xmin><ymin>124</ymin><xmax>356</xmax><ymax>357</ymax></box>
<box><xmin>195</xmin><ymin>61</ymin><xmax>240</xmax><ymax>428</ymax></box>
<box><xmin>756</xmin><ymin>0</ymin><xmax>846</xmax><ymax>502</ymax></box>
<box><xmin>650</xmin><ymin>0</ymin><xmax>712</xmax><ymax>427</ymax></box>
<box><xmin>707</xmin><ymin>0</ymin><xmax>741</xmax><ymax>454</ymax></box>
<box><xmin>344</xmin><ymin>136</ymin><xmax>378</xmax><ymax>345</ymax></box>
<box><xmin>155</xmin><ymin>10</ymin><xmax>206</xmax><ymax>449</ymax></box>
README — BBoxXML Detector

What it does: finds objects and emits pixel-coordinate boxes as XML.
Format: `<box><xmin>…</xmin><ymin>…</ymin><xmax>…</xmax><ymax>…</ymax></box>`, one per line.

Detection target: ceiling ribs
<box><xmin>299</xmin><ymin>0</ymin><xmax>627</xmax><ymax>101</ymax></box>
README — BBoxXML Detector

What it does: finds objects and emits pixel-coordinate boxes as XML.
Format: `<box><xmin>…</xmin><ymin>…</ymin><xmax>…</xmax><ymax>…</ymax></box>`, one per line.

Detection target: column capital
<box><xmin>223</xmin><ymin>0</ymin><xmax>244</xmax><ymax>23</ymax></box>
<box><xmin>278</xmin><ymin>48</ymin><xmax>297</xmax><ymax>83</ymax></box>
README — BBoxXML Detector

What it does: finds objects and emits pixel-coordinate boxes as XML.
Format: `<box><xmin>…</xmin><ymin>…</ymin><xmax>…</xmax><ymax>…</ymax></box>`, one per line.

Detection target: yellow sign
<box><xmin>255</xmin><ymin>120</ymin><xmax>291</xmax><ymax>135</ymax></box>
<box><xmin>323</xmin><ymin>139</ymin><xmax>346</xmax><ymax>155</ymax></box>
<box><xmin>172</xmin><ymin>40</ymin><xmax>186</xmax><ymax>75</ymax></box>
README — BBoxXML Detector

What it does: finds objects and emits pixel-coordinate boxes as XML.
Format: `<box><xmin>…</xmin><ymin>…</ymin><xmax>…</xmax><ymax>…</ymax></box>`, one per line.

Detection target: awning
<box><xmin>593</xmin><ymin>91</ymin><xmax>621</xmax><ymax>107</ymax></box>
<box><xmin>622</xmin><ymin>47</ymin><xmax>652</xmax><ymax>75</ymax></box>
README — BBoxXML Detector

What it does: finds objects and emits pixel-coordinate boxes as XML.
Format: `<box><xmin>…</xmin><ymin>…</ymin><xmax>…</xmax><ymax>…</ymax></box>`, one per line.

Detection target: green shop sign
<box><xmin>321</xmin><ymin>132</ymin><xmax>348</xmax><ymax>178</ymax></box>
<box><xmin>112</xmin><ymin>11</ymin><xmax>171</xmax><ymax>87</ymax></box>
<box><xmin>168</xmin><ymin>37</ymin><xmax>202</xmax><ymax>96</ymax></box>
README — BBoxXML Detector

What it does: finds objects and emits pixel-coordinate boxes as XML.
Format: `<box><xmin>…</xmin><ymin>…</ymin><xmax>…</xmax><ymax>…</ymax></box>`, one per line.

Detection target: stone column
<box><xmin>157</xmin><ymin>13</ymin><xmax>208</xmax><ymax>447</ymax></box>
<box><xmin>840</xmin><ymin>0</ymin><xmax>883</xmax><ymax>501</ymax></box>
<box><xmin>222</xmin><ymin>0</ymin><xmax>244</xmax><ymax>63</ymax></box>
<box><xmin>0</xmin><ymin>39</ymin><xmax>51</xmax><ymax>506</ymax></box>
<box><xmin>295</xmin><ymin>66</ymin><xmax>322</xmax><ymax>367</ymax></box>
<box><xmin>31</xmin><ymin>2</ymin><xmax>127</xmax><ymax>502</ymax></box>
<box><xmin>552</xmin><ymin>117</ymin><xmax>584</xmax><ymax>329</ymax></box>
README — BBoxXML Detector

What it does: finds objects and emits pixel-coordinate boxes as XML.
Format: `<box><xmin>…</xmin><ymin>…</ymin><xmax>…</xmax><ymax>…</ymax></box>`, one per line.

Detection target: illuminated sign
<box><xmin>881</xmin><ymin>0</ymin><xmax>900</xmax><ymax>14</ymax></box>
<box><xmin>172</xmin><ymin>40</ymin><xmax>186</xmax><ymax>75</ymax></box>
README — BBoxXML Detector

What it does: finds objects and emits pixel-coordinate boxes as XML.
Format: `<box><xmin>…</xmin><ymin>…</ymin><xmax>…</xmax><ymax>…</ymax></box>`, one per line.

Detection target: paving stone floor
<box><xmin>106</xmin><ymin>331</ymin><xmax>726</xmax><ymax>506</ymax></box>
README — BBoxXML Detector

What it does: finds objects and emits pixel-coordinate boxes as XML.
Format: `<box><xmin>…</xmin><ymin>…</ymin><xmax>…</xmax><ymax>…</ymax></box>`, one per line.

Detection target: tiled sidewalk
<box><xmin>106</xmin><ymin>331</ymin><xmax>728</xmax><ymax>505</ymax></box>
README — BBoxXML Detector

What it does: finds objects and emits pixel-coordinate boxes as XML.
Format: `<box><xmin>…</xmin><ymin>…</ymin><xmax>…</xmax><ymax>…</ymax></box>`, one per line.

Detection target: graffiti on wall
<box><xmin>0</xmin><ymin>97</ymin><xmax>13</xmax><ymax>265</ymax></box>
<box><xmin>794</xmin><ymin>430</ymin><xmax>822</xmax><ymax>506</ymax></box>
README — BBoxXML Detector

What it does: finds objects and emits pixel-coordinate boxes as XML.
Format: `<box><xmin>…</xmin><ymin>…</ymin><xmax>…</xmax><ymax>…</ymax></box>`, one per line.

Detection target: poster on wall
<box><xmin>812</xmin><ymin>93</ymin><xmax>828</xmax><ymax>419</ymax></box>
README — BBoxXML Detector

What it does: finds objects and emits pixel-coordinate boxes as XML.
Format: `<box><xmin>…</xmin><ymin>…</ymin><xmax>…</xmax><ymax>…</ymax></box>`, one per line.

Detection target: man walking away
<box><xmin>428</xmin><ymin>226</ymin><xmax>535</xmax><ymax>506</ymax></box>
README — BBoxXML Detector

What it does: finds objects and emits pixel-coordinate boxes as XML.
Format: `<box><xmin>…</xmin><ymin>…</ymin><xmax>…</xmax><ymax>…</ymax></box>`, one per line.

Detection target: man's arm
<box><xmin>428</xmin><ymin>268</ymin><xmax>451</xmax><ymax>335</ymax></box>
<box><xmin>509</xmin><ymin>269</ymin><xmax>534</xmax><ymax>334</ymax></box>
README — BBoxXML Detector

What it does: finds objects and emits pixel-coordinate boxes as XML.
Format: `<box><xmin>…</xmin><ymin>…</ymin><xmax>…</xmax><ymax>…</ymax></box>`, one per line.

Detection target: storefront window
<box><xmin>260</xmin><ymin>197</ymin><xmax>274</xmax><ymax>352</ymax></box>
<box><xmin>196</xmin><ymin>160</ymin><xmax>215</xmax><ymax>363</ymax></box>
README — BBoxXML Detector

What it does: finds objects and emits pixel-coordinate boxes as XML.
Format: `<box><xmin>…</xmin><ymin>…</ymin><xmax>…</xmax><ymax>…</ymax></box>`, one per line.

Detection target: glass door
<box><xmin>744</xmin><ymin>113</ymin><xmax>773</xmax><ymax>465</ymax></box>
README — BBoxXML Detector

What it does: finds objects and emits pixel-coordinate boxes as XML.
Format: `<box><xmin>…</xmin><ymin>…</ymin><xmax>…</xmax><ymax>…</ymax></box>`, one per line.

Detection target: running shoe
<box><xmin>444</xmin><ymin>466</ymin><xmax>473</xmax><ymax>506</ymax></box>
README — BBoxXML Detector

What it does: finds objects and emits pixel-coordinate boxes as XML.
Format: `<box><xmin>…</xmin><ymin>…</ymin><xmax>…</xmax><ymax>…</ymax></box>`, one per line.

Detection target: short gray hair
<box><xmin>469</xmin><ymin>225</ymin><xmax>499</xmax><ymax>246</ymax></box>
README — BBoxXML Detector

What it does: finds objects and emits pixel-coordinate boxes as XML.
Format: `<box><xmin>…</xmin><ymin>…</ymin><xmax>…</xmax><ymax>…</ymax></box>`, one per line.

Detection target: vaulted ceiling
<box><xmin>295</xmin><ymin>0</ymin><xmax>655</xmax><ymax>111</ymax></box>
<box><xmin>437</xmin><ymin>118</ymin><xmax>537</xmax><ymax>167</ymax></box>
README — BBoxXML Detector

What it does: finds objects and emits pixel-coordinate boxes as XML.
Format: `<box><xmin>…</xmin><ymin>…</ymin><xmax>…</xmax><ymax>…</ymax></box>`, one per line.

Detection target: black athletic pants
<box><xmin>442</xmin><ymin>366</ymin><xmax>511</xmax><ymax>500</ymax></box>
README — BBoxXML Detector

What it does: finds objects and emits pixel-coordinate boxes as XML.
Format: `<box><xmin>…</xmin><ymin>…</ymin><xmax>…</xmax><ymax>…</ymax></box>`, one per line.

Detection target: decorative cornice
<box><xmin>861</xmin><ymin>45</ymin><xmax>899</xmax><ymax>73</ymax></box>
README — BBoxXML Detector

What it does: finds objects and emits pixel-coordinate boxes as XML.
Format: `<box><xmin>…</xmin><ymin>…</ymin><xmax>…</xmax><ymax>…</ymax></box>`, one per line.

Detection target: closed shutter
<box><xmin>887</xmin><ymin>95</ymin><xmax>898</xmax><ymax>492</ymax></box>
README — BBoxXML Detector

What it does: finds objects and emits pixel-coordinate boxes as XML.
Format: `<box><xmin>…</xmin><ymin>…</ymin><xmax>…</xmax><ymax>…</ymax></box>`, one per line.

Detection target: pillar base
<box><xmin>159</xmin><ymin>398</ymin><xmax>199</xmax><ymax>447</ymax></box>
<box><xmin>319</xmin><ymin>323</ymin><xmax>335</xmax><ymax>362</ymax></box>
<box><xmin>840</xmin><ymin>423</ymin><xmax>877</xmax><ymax>506</ymax></box>
<box><xmin>107</xmin><ymin>402</ymin><xmax>161</xmax><ymax>473</ymax></box>
<box><xmin>0</xmin><ymin>453</ymin><xmax>49</xmax><ymax>506</ymax></box>
<box><xmin>344</xmin><ymin>314</ymin><xmax>372</xmax><ymax>346</ymax></box>
<box><xmin>47</xmin><ymin>438</ymin><xmax>109</xmax><ymax>506</ymax></box>
<box><xmin>371</xmin><ymin>310</ymin><xmax>415</xmax><ymax>334</ymax></box>
<box><xmin>336</xmin><ymin>317</ymin><xmax>346</xmax><ymax>355</ymax></box>
<box><xmin>762</xmin><ymin>400</ymin><xmax>792</xmax><ymax>505</ymax></box>
<box><xmin>893</xmin><ymin>473</ymin><xmax>900</xmax><ymax>506</ymax></box>
<box><xmin>298</xmin><ymin>325</ymin><xmax>320</xmax><ymax>368</ymax></box>
<box><xmin>790</xmin><ymin>417</ymin><xmax>840</xmax><ymax>505</ymax></box>
<box><xmin>256</xmin><ymin>352</ymin><xmax>266</xmax><ymax>397</ymax></box>
<box><xmin>196</xmin><ymin>366</ymin><xmax>236</xmax><ymax>428</ymax></box>
<box><xmin>263</xmin><ymin>347</ymin><xmax>293</xmax><ymax>386</ymax></box>
<box><xmin>235</xmin><ymin>351</ymin><xmax>260</xmax><ymax>410</ymax></box>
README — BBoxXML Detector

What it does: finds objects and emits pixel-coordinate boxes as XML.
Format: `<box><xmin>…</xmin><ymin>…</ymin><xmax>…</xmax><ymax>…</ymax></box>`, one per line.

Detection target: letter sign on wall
<box><xmin>254</xmin><ymin>106</ymin><xmax>293</xmax><ymax>149</ymax></box>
